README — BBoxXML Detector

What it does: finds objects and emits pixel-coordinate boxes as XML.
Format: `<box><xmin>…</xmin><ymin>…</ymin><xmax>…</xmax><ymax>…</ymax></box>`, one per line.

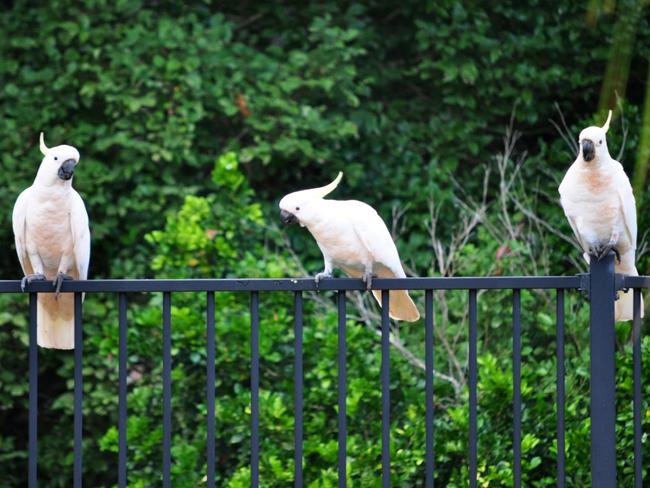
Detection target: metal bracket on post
<box><xmin>614</xmin><ymin>273</ymin><xmax>627</xmax><ymax>295</ymax></box>
<box><xmin>578</xmin><ymin>272</ymin><xmax>590</xmax><ymax>296</ymax></box>
<box><xmin>589</xmin><ymin>253</ymin><xmax>617</xmax><ymax>488</ymax></box>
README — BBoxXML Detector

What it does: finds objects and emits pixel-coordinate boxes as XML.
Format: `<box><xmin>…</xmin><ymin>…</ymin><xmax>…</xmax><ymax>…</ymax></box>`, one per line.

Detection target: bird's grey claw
<box><xmin>362</xmin><ymin>272</ymin><xmax>375</xmax><ymax>290</ymax></box>
<box><xmin>314</xmin><ymin>272</ymin><xmax>332</xmax><ymax>290</ymax></box>
<box><xmin>21</xmin><ymin>273</ymin><xmax>47</xmax><ymax>292</ymax></box>
<box><xmin>598</xmin><ymin>245</ymin><xmax>611</xmax><ymax>261</ymax></box>
<box><xmin>53</xmin><ymin>272</ymin><xmax>73</xmax><ymax>299</ymax></box>
<box><xmin>593</xmin><ymin>244</ymin><xmax>620</xmax><ymax>263</ymax></box>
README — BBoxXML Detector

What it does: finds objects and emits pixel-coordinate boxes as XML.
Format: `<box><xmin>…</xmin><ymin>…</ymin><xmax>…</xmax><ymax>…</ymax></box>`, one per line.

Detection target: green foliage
<box><xmin>0</xmin><ymin>0</ymin><xmax>650</xmax><ymax>486</ymax></box>
<box><xmin>146</xmin><ymin>152</ymin><xmax>264</xmax><ymax>276</ymax></box>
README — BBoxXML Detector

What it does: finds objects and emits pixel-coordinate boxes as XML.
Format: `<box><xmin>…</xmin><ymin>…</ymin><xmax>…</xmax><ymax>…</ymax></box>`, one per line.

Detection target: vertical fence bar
<box><xmin>294</xmin><ymin>292</ymin><xmax>304</xmax><ymax>487</ymax></box>
<box><xmin>338</xmin><ymin>291</ymin><xmax>347</xmax><ymax>488</ymax></box>
<box><xmin>28</xmin><ymin>292</ymin><xmax>38</xmax><ymax>488</ymax></box>
<box><xmin>251</xmin><ymin>292</ymin><xmax>260</xmax><ymax>488</ymax></box>
<box><xmin>74</xmin><ymin>293</ymin><xmax>83</xmax><ymax>488</ymax></box>
<box><xmin>206</xmin><ymin>292</ymin><xmax>216</xmax><ymax>488</ymax></box>
<box><xmin>633</xmin><ymin>288</ymin><xmax>642</xmax><ymax>488</ymax></box>
<box><xmin>589</xmin><ymin>253</ymin><xmax>616</xmax><ymax>488</ymax></box>
<box><xmin>381</xmin><ymin>290</ymin><xmax>391</xmax><ymax>487</ymax></box>
<box><xmin>118</xmin><ymin>293</ymin><xmax>128</xmax><ymax>488</ymax></box>
<box><xmin>425</xmin><ymin>290</ymin><xmax>434</xmax><ymax>488</ymax></box>
<box><xmin>469</xmin><ymin>289</ymin><xmax>478</xmax><ymax>488</ymax></box>
<box><xmin>162</xmin><ymin>292</ymin><xmax>172</xmax><ymax>488</ymax></box>
<box><xmin>556</xmin><ymin>289</ymin><xmax>565</xmax><ymax>488</ymax></box>
<box><xmin>512</xmin><ymin>290</ymin><xmax>521</xmax><ymax>488</ymax></box>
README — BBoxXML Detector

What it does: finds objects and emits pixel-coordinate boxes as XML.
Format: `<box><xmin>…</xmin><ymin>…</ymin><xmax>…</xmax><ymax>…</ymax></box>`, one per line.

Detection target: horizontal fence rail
<box><xmin>0</xmin><ymin>276</ymin><xmax>583</xmax><ymax>294</ymax></box>
<box><xmin>7</xmin><ymin>255</ymin><xmax>647</xmax><ymax>487</ymax></box>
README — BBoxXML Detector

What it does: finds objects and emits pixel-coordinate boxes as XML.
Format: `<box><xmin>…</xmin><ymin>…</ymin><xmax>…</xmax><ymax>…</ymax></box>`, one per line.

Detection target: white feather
<box><xmin>613</xmin><ymin>161</ymin><xmax>637</xmax><ymax>249</ymax></box>
<box><xmin>559</xmin><ymin>138</ymin><xmax>643</xmax><ymax>321</ymax></box>
<box><xmin>12</xmin><ymin>140</ymin><xmax>90</xmax><ymax>348</ymax></box>
<box><xmin>12</xmin><ymin>188</ymin><xmax>32</xmax><ymax>275</ymax></box>
<box><xmin>70</xmin><ymin>190</ymin><xmax>90</xmax><ymax>280</ymax></box>
<box><xmin>283</xmin><ymin>194</ymin><xmax>420</xmax><ymax>322</ymax></box>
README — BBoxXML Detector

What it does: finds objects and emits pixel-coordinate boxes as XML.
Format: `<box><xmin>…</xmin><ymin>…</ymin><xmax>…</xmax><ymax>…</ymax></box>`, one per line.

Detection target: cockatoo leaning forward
<box><xmin>279</xmin><ymin>172</ymin><xmax>420</xmax><ymax>322</ymax></box>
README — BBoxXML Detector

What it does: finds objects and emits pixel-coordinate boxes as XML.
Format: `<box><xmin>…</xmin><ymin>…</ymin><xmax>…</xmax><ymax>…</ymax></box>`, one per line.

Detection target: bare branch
<box><xmin>510</xmin><ymin>197</ymin><xmax>580</xmax><ymax>249</ymax></box>
<box><xmin>390</xmin><ymin>203</ymin><xmax>411</xmax><ymax>241</ymax></box>
<box><xmin>550</xmin><ymin>102</ymin><xmax>578</xmax><ymax>155</ymax></box>
<box><xmin>370</xmin><ymin>326</ymin><xmax>463</xmax><ymax>394</ymax></box>
<box><xmin>351</xmin><ymin>288</ymin><xmax>465</xmax><ymax>391</ymax></box>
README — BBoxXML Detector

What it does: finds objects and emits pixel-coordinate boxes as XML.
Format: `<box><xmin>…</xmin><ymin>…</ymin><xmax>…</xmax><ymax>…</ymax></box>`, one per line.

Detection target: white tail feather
<box><xmin>37</xmin><ymin>293</ymin><xmax>75</xmax><ymax>349</ymax></box>
<box><xmin>371</xmin><ymin>289</ymin><xmax>420</xmax><ymax>322</ymax></box>
<box><xmin>341</xmin><ymin>265</ymin><xmax>421</xmax><ymax>322</ymax></box>
<box><xmin>615</xmin><ymin>258</ymin><xmax>644</xmax><ymax>322</ymax></box>
<box><xmin>615</xmin><ymin>288</ymin><xmax>644</xmax><ymax>322</ymax></box>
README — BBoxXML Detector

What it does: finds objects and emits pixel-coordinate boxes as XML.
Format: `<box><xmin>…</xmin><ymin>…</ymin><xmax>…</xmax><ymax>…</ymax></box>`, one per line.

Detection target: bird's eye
<box><xmin>54</xmin><ymin>157</ymin><xmax>58</xmax><ymax>161</ymax></box>
<box><xmin>599</xmin><ymin>140</ymin><xmax>602</xmax><ymax>144</ymax></box>
<box><xmin>295</xmin><ymin>206</ymin><xmax>300</xmax><ymax>211</ymax></box>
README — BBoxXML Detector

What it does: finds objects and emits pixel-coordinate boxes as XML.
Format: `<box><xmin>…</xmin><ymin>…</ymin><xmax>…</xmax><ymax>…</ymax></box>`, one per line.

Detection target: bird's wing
<box><xmin>557</xmin><ymin>159</ymin><xmax>579</xmax><ymax>197</ymax></box>
<box><xmin>614</xmin><ymin>162</ymin><xmax>637</xmax><ymax>249</ymax></box>
<box><xmin>559</xmin><ymin>170</ymin><xmax>589</xmax><ymax>254</ymax></box>
<box><xmin>69</xmin><ymin>190</ymin><xmax>90</xmax><ymax>280</ymax></box>
<box><xmin>12</xmin><ymin>188</ymin><xmax>33</xmax><ymax>275</ymax></box>
<box><xmin>565</xmin><ymin>213</ymin><xmax>589</xmax><ymax>254</ymax></box>
<box><xmin>348</xmin><ymin>201</ymin><xmax>406</xmax><ymax>277</ymax></box>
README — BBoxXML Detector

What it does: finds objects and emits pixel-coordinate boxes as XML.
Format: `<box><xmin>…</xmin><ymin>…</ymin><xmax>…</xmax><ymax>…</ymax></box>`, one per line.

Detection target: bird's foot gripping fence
<box><xmin>4</xmin><ymin>254</ymin><xmax>647</xmax><ymax>488</ymax></box>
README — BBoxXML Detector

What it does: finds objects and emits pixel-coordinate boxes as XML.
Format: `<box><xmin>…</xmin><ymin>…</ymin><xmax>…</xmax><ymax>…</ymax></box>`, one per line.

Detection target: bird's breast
<box><xmin>25</xmin><ymin>193</ymin><xmax>74</xmax><ymax>270</ymax></box>
<box><xmin>307</xmin><ymin>219</ymin><xmax>371</xmax><ymax>266</ymax></box>
<box><xmin>563</xmin><ymin>170</ymin><xmax>626</xmax><ymax>249</ymax></box>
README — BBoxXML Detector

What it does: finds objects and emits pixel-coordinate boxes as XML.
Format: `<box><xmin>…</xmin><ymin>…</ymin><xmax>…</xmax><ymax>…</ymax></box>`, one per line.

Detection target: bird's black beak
<box><xmin>581</xmin><ymin>139</ymin><xmax>595</xmax><ymax>162</ymax></box>
<box><xmin>280</xmin><ymin>210</ymin><xmax>298</xmax><ymax>225</ymax></box>
<box><xmin>58</xmin><ymin>159</ymin><xmax>76</xmax><ymax>180</ymax></box>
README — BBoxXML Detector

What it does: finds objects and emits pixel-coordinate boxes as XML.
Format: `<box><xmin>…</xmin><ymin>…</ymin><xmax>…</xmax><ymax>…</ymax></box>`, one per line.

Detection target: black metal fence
<box><xmin>2</xmin><ymin>253</ymin><xmax>645</xmax><ymax>488</ymax></box>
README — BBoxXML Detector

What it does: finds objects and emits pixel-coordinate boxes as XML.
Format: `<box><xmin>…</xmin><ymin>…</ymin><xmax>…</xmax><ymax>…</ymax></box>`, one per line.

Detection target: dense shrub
<box><xmin>1</xmin><ymin>1</ymin><xmax>649</xmax><ymax>486</ymax></box>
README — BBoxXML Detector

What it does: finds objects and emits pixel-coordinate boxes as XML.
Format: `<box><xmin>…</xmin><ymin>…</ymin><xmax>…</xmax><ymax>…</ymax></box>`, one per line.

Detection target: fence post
<box><xmin>589</xmin><ymin>253</ymin><xmax>617</xmax><ymax>488</ymax></box>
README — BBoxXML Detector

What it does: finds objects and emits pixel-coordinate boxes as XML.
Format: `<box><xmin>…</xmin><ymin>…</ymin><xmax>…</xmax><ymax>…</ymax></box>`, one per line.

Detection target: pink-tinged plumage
<box><xmin>279</xmin><ymin>172</ymin><xmax>420</xmax><ymax>322</ymax></box>
<box><xmin>12</xmin><ymin>133</ymin><xmax>90</xmax><ymax>348</ymax></box>
<box><xmin>559</xmin><ymin>112</ymin><xmax>643</xmax><ymax>321</ymax></box>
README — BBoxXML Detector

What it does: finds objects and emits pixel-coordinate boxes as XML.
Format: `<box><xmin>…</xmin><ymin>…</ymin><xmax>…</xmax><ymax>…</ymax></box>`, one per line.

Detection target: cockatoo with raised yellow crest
<box><xmin>279</xmin><ymin>172</ymin><xmax>420</xmax><ymax>322</ymax></box>
<box><xmin>559</xmin><ymin>110</ymin><xmax>643</xmax><ymax>321</ymax></box>
<box><xmin>12</xmin><ymin>133</ymin><xmax>90</xmax><ymax>348</ymax></box>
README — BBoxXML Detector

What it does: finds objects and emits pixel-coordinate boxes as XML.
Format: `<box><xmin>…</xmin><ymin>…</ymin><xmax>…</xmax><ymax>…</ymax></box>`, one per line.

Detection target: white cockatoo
<box><xmin>12</xmin><ymin>133</ymin><xmax>90</xmax><ymax>348</ymax></box>
<box><xmin>279</xmin><ymin>172</ymin><xmax>420</xmax><ymax>322</ymax></box>
<box><xmin>559</xmin><ymin>110</ymin><xmax>643</xmax><ymax>321</ymax></box>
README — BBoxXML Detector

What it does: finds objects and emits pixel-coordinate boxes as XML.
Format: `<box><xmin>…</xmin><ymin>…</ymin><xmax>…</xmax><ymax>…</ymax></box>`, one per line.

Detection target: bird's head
<box><xmin>279</xmin><ymin>172</ymin><xmax>343</xmax><ymax>227</ymax></box>
<box><xmin>36</xmin><ymin>132</ymin><xmax>80</xmax><ymax>186</ymax></box>
<box><xmin>578</xmin><ymin>110</ymin><xmax>612</xmax><ymax>163</ymax></box>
